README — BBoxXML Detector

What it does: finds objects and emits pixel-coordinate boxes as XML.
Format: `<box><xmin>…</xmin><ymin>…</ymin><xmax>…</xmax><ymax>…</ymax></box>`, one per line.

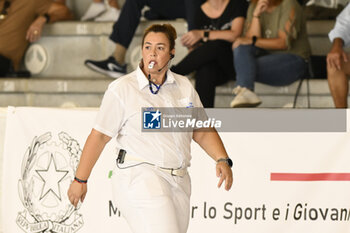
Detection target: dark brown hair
<box><xmin>250</xmin><ymin>0</ymin><xmax>283</xmax><ymax>7</ymax></box>
<box><xmin>142</xmin><ymin>24</ymin><xmax>177</xmax><ymax>50</ymax></box>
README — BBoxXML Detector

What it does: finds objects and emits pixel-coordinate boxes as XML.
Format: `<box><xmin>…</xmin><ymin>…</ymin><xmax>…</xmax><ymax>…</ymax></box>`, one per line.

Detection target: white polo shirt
<box><xmin>329</xmin><ymin>3</ymin><xmax>350</xmax><ymax>47</ymax></box>
<box><xmin>94</xmin><ymin>66</ymin><xmax>203</xmax><ymax>168</ymax></box>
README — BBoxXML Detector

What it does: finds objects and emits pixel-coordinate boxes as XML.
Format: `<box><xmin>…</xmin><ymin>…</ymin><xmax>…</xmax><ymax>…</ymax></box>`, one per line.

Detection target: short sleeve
<box><xmin>277</xmin><ymin>0</ymin><xmax>303</xmax><ymax>49</ymax></box>
<box><xmin>235</xmin><ymin>0</ymin><xmax>249</xmax><ymax>18</ymax></box>
<box><xmin>329</xmin><ymin>4</ymin><xmax>350</xmax><ymax>47</ymax></box>
<box><xmin>193</xmin><ymin>7</ymin><xmax>205</xmax><ymax>29</ymax></box>
<box><xmin>93</xmin><ymin>89</ymin><xmax>125</xmax><ymax>138</ymax></box>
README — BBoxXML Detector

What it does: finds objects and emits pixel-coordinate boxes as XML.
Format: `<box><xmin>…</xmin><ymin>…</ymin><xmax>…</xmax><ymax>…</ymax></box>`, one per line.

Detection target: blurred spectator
<box><xmin>171</xmin><ymin>0</ymin><xmax>248</xmax><ymax>108</ymax></box>
<box><xmin>84</xmin><ymin>0</ymin><xmax>204</xmax><ymax>78</ymax></box>
<box><xmin>327</xmin><ymin>3</ymin><xmax>350</xmax><ymax>108</ymax></box>
<box><xmin>81</xmin><ymin>0</ymin><xmax>120</xmax><ymax>22</ymax></box>
<box><xmin>230</xmin><ymin>0</ymin><xmax>311</xmax><ymax>108</ymax></box>
<box><xmin>0</xmin><ymin>0</ymin><xmax>72</xmax><ymax>77</ymax></box>
<box><xmin>306</xmin><ymin>0</ymin><xmax>348</xmax><ymax>9</ymax></box>
<box><xmin>303</xmin><ymin>0</ymin><xmax>348</xmax><ymax>21</ymax></box>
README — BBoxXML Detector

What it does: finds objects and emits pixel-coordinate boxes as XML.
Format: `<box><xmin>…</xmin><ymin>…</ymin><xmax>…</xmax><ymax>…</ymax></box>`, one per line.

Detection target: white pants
<box><xmin>111</xmin><ymin>164</ymin><xmax>191</xmax><ymax>233</ymax></box>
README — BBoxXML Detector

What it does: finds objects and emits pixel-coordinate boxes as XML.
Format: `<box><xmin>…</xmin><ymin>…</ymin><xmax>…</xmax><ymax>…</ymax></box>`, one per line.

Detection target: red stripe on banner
<box><xmin>270</xmin><ymin>173</ymin><xmax>350</xmax><ymax>181</ymax></box>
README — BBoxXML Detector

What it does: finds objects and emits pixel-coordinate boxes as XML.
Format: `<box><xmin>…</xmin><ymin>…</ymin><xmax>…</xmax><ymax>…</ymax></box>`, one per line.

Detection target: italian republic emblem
<box><xmin>17</xmin><ymin>132</ymin><xmax>84</xmax><ymax>233</ymax></box>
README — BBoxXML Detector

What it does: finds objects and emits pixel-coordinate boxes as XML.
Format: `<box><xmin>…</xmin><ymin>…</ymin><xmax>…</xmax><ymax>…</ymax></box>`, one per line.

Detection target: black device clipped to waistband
<box><xmin>117</xmin><ymin>149</ymin><xmax>126</xmax><ymax>164</ymax></box>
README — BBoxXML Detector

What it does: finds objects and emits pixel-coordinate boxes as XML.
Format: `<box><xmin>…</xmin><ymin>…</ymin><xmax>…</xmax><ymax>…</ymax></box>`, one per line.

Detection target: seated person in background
<box><xmin>327</xmin><ymin>3</ymin><xmax>350</xmax><ymax>108</ymax></box>
<box><xmin>171</xmin><ymin>0</ymin><xmax>248</xmax><ymax>108</ymax></box>
<box><xmin>84</xmin><ymin>0</ymin><xmax>204</xmax><ymax>78</ymax></box>
<box><xmin>0</xmin><ymin>0</ymin><xmax>72</xmax><ymax>77</ymax></box>
<box><xmin>81</xmin><ymin>0</ymin><xmax>120</xmax><ymax>22</ymax></box>
<box><xmin>230</xmin><ymin>0</ymin><xmax>311</xmax><ymax>108</ymax></box>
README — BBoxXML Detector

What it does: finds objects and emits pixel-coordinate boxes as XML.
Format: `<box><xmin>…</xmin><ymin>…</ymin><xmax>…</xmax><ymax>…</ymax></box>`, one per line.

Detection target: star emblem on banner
<box><xmin>36</xmin><ymin>154</ymin><xmax>68</xmax><ymax>201</ymax></box>
<box><xmin>151</xmin><ymin>110</ymin><xmax>161</xmax><ymax>122</ymax></box>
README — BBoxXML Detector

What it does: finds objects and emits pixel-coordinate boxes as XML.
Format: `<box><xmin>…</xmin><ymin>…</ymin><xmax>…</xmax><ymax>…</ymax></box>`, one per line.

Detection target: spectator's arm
<box><xmin>233</xmin><ymin>29</ymin><xmax>288</xmax><ymax>50</ymax></box>
<box><xmin>244</xmin><ymin>16</ymin><xmax>262</xmax><ymax>39</ymax></box>
<box><xmin>46</xmin><ymin>2</ymin><xmax>73</xmax><ymax>23</ymax></box>
<box><xmin>245</xmin><ymin>0</ymin><xmax>269</xmax><ymax>38</ymax></box>
<box><xmin>253</xmin><ymin>29</ymin><xmax>288</xmax><ymax>50</ymax></box>
<box><xmin>181</xmin><ymin>30</ymin><xmax>204</xmax><ymax>48</ymax></box>
<box><xmin>26</xmin><ymin>16</ymin><xmax>46</xmax><ymax>42</ymax></box>
<box><xmin>206</xmin><ymin>17</ymin><xmax>245</xmax><ymax>43</ymax></box>
<box><xmin>181</xmin><ymin>17</ymin><xmax>245</xmax><ymax>48</ymax></box>
<box><xmin>26</xmin><ymin>2</ymin><xmax>73</xmax><ymax>42</ymax></box>
<box><xmin>242</xmin><ymin>0</ymin><xmax>301</xmax><ymax>50</ymax></box>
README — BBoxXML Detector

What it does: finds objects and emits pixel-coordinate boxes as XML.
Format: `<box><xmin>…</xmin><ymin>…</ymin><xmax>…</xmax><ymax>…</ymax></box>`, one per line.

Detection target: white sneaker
<box><xmin>230</xmin><ymin>86</ymin><xmax>262</xmax><ymax>108</ymax></box>
<box><xmin>94</xmin><ymin>7</ymin><xmax>120</xmax><ymax>22</ymax></box>
<box><xmin>81</xmin><ymin>2</ymin><xmax>106</xmax><ymax>21</ymax></box>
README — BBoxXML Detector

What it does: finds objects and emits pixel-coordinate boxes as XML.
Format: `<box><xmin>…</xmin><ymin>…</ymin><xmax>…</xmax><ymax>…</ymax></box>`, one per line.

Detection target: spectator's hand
<box><xmin>67</xmin><ymin>180</ymin><xmax>87</xmax><ymax>207</ymax></box>
<box><xmin>327</xmin><ymin>45</ymin><xmax>348</xmax><ymax>70</ymax></box>
<box><xmin>181</xmin><ymin>30</ymin><xmax>203</xmax><ymax>48</ymax></box>
<box><xmin>253</xmin><ymin>0</ymin><xmax>269</xmax><ymax>17</ymax></box>
<box><xmin>233</xmin><ymin>37</ymin><xmax>253</xmax><ymax>49</ymax></box>
<box><xmin>216</xmin><ymin>162</ymin><xmax>233</xmax><ymax>191</ymax></box>
<box><xmin>26</xmin><ymin>16</ymin><xmax>46</xmax><ymax>43</ymax></box>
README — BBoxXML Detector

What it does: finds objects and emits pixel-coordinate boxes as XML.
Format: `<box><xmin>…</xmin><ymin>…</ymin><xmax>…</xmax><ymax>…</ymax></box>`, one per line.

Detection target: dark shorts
<box><xmin>0</xmin><ymin>55</ymin><xmax>12</xmax><ymax>77</ymax></box>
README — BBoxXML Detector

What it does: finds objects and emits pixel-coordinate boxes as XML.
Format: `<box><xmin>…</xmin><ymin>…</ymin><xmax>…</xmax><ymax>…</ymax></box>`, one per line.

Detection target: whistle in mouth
<box><xmin>148</xmin><ymin>61</ymin><xmax>155</xmax><ymax>69</ymax></box>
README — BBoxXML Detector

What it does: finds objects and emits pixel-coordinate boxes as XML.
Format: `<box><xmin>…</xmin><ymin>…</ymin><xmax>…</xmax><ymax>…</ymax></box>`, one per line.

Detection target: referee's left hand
<box><xmin>216</xmin><ymin>162</ymin><xmax>233</xmax><ymax>191</ymax></box>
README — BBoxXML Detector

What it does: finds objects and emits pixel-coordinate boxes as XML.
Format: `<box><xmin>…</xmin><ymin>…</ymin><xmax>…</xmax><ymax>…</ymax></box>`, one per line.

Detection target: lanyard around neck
<box><xmin>148</xmin><ymin>72</ymin><xmax>167</xmax><ymax>95</ymax></box>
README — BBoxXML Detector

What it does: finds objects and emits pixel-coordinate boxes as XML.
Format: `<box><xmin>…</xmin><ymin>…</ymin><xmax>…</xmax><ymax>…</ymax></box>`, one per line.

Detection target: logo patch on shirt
<box><xmin>143</xmin><ymin>110</ymin><xmax>161</xmax><ymax>129</ymax></box>
<box><xmin>186</xmin><ymin>102</ymin><xmax>194</xmax><ymax>108</ymax></box>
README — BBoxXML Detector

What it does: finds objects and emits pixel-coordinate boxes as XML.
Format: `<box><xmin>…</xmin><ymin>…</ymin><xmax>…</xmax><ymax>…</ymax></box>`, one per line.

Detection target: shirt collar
<box><xmin>136</xmin><ymin>65</ymin><xmax>176</xmax><ymax>90</ymax></box>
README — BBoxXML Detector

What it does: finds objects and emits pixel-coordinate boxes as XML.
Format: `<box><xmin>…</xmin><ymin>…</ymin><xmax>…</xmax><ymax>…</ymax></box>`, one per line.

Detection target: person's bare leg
<box><xmin>108</xmin><ymin>0</ymin><xmax>120</xmax><ymax>9</ymax></box>
<box><xmin>113</xmin><ymin>43</ymin><xmax>127</xmax><ymax>65</ymax></box>
<box><xmin>327</xmin><ymin>53</ymin><xmax>350</xmax><ymax>108</ymax></box>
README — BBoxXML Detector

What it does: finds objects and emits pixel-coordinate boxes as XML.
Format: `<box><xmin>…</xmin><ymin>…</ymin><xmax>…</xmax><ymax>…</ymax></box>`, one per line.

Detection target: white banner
<box><xmin>2</xmin><ymin>107</ymin><xmax>350</xmax><ymax>233</ymax></box>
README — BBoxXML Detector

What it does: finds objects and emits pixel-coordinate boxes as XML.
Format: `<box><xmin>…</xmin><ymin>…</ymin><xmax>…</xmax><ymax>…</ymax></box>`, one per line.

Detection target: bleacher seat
<box><xmin>2</xmin><ymin>4</ymin><xmax>350</xmax><ymax>108</ymax></box>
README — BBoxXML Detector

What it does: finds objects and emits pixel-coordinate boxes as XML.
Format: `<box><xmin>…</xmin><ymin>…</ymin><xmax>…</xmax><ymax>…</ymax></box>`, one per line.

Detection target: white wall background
<box><xmin>0</xmin><ymin>108</ymin><xmax>7</xmax><ymax>233</ymax></box>
<box><xmin>1</xmin><ymin>108</ymin><xmax>350</xmax><ymax>233</ymax></box>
